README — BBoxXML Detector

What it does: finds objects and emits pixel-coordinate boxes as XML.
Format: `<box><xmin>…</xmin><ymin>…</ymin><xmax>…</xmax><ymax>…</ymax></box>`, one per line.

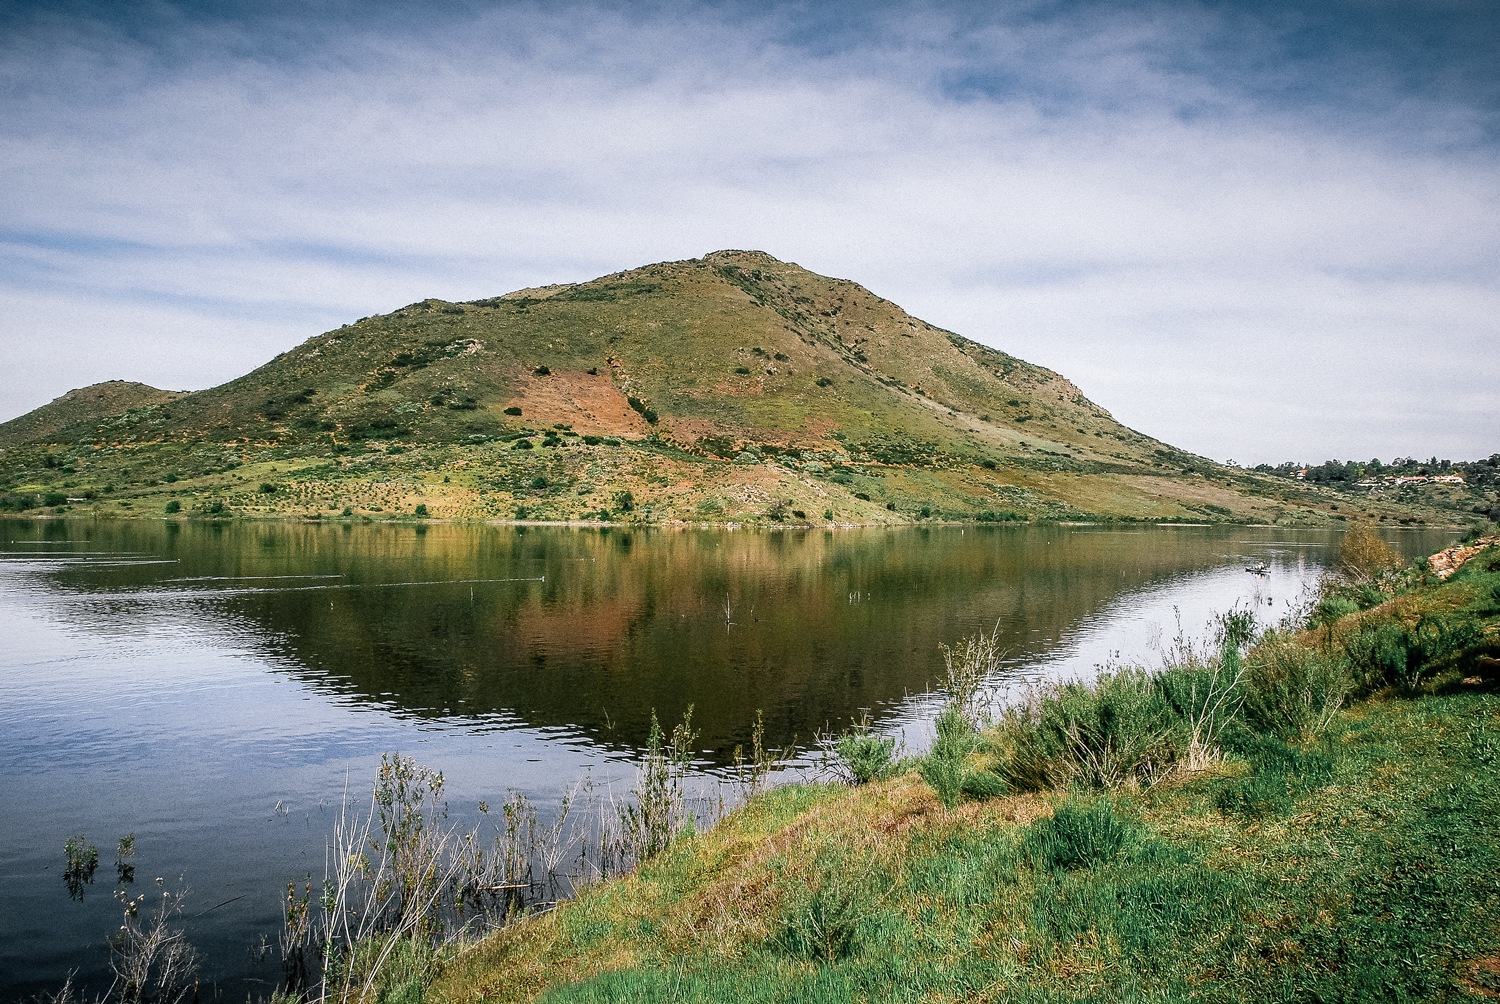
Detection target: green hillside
<box><xmin>0</xmin><ymin>380</ymin><xmax>183</xmax><ymax>450</ymax></box>
<box><xmin>0</xmin><ymin>251</ymin><xmax>1471</xmax><ymax>526</ymax></box>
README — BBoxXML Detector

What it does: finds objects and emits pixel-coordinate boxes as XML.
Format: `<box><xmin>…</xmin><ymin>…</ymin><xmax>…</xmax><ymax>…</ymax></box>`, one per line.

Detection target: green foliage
<box><xmin>1313</xmin><ymin>594</ymin><xmax>1361</xmax><ymax>625</ymax></box>
<box><xmin>1241</xmin><ymin>635</ymin><xmax>1353</xmax><ymax>737</ymax></box>
<box><xmin>833</xmin><ymin>731</ymin><xmax>896</xmax><ymax>786</ymax></box>
<box><xmin>626</xmin><ymin>397</ymin><xmax>658</xmax><ymax>424</ymax></box>
<box><xmin>958</xmin><ymin>770</ymin><xmax>1008</xmax><ymax>800</ymax></box>
<box><xmin>769</xmin><ymin>850</ymin><xmax>887</xmax><ymax>964</ymax></box>
<box><xmin>919</xmin><ymin>705</ymin><xmax>987</xmax><ymax>807</ymax></box>
<box><xmin>918</xmin><ymin>749</ymin><xmax>968</xmax><ymax>808</ymax></box>
<box><xmin>1214</xmin><ymin>734</ymin><xmax>1334</xmax><ymax>819</ymax></box>
<box><xmin>617</xmin><ymin>708</ymin><xmax>697</xmax><ymax>864</ymax></box>
<box><xmin>63</xmin><ymin>834</ymin><xmax>99</xmax><ymax>900</ymax></box>
<box><xmin>997</xmin><ymin>669</ymin><xmax>1182</xmax><ymax>791</ymax></box>
<box><xmin>163</xmin><ymin>500</ymin><xmax>181</xmax><ymax>514</ymax></box>
<box><xmin>1342</xmin><ymin>613</ymin><xmax>1482</xmax><ymax>693</ymax></box>
<box><xmin>1022</xmin><ymin>800</ymin><xmax>1134</xmax><ymax>871</ymax></box>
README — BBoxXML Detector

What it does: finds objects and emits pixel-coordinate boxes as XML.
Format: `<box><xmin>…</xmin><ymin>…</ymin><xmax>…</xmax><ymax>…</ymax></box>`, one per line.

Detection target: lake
<box><xmin>0</xmin><ymin>518</ymin><xmax>1455</xmax><ymax>999</ymax></box>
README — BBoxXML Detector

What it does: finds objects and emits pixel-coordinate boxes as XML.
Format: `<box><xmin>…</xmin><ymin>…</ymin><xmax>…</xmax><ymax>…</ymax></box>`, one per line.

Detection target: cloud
<box><xmin>0</xmin><ymin>0</ymin><xmax>1496</xmax><ymax>462</ymax></box>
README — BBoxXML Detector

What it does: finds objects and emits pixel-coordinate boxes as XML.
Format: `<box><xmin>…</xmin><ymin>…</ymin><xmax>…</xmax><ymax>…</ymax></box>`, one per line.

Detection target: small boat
<box><xmin>1245</xmin><ymin>561</ymin><xmax>1269</xmax><ymax>575</ymax></box>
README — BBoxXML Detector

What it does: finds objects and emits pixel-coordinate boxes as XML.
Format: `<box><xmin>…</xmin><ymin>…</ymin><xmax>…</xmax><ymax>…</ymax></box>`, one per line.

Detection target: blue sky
<box><xmin>1</xmin><ymin>0</ymin><xmax>1496</xmax><ymax>463</ymax></box>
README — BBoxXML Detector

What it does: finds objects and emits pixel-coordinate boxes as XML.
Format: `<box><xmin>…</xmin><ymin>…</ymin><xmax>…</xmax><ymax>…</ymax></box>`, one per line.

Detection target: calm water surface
<box><xmin>0</xmin><ymin>519</ymin><xmax>1456</xmax><ymax>998</ymax></box>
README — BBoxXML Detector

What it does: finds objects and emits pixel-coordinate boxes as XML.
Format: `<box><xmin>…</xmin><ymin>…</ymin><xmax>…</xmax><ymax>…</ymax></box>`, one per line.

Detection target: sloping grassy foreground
<box><xmin>434</xmin><ymin>540</ymin><xmax>1500</xmax><ymax>1004</ymax></box>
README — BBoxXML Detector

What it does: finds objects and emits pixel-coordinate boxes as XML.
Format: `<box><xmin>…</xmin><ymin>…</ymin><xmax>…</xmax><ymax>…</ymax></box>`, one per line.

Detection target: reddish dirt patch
<box><xmin>1465</xmin><ymin>955</ymin><xmax>1500</xmax><ymax>997</ymax></box>
<box><xmin>503</xmin><ymin>370</ymin><xmax>653</xmax><ymax>437</ymax></box>
<box><xmin>665</xmin><ymin>417</ymin><xmax>735</xmax><ymax>451</ymax></box>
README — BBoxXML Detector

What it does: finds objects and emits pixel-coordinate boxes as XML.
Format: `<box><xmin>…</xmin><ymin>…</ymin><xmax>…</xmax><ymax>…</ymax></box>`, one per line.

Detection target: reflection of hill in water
<box><xmin>30</xmin><ymin>520</ymin><xmax>1345</xmax><ymax>759</ymax></box>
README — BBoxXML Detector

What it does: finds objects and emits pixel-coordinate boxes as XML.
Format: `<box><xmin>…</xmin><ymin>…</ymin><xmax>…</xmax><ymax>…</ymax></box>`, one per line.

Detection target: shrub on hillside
<box><xmin>1342</xmin><ymin>613</ymin><xmax>1483</xmax><ymax>693</ymax></box>
<box><xmin>770</xmin><ymin>850</ymin><xmax>888</xmax><ymax>964</ymax></box>
<box><xmin>920</xmin><ymin>705</ymin><xmax>978</xmax><ymax>807</ymax></box>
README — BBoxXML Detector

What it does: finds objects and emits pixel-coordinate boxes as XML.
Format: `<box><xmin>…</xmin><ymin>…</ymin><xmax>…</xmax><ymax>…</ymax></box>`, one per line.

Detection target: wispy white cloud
<box><xmin>0</xmin><ymin>1</ymin><xmax>1495</xmax><ymax>462</ymax></box>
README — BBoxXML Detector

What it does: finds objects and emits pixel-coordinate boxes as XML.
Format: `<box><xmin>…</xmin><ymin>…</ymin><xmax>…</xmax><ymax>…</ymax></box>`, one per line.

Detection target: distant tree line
<box><xmin>1252</xmin><ymin>455</ymin><xmax>1500</xmax><ymax>487</ymax></box>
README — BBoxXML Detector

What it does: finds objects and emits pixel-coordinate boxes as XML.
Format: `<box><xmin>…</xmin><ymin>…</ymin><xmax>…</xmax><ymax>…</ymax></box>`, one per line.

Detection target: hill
<box><xmin>0</xmin><ymin>380</ymin><xmax>183</xmax><ymax>450</ymax></box>
<box><xmin>0</xmin><ymin>251</ymin><xmax>1471</xmax><ymax>525</ymax></box>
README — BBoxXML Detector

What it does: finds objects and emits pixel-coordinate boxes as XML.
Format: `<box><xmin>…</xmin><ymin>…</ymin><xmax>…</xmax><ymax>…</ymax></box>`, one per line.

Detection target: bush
<box><xmin>834</xmin><ymin>731</ymin><xmax>896</xmax><ymax>785</ymax></box>
<box><xmin>959</xmin><ymin>770</ymin><xmax>1008</xmax><ymax>800</ymax></box>
<box><xmin>1339</xmin><ymin>522</ymin><xmax>1401</xmax><ymax>580</ymax></box>
<box><xmin>413</xmin><ymin>504</ymin><xmax>428</xmax><ymax>517</ymax></box>
<box><xmin>1241</xmin><ymin>635</ymin><xmax>1353</xmax><ymax>737</ymax></box>
<box><xmin>1341</xmin><ymin>615</ymin><xmax>1481</xmax><ymax>692</ymax></box>
<box><xmin>919</xmin><ymin>705</ymin><xmax>996</xmax><ymax>807</ymax></box>
<box><xmin>164</xmin><ymin>500</ymin><xmax>181</xmax><ymax>514</ymax></box>
<box><xmin>1023</xmin><ymin>800</ymin><xmax>1133</xmax><ymax>871</ymax></box>
<box><xmin>626</xmin><ymin>396</ymin><xmax>658</xmax><ymax>424</ymax></box>
<box><xmin>1152</xmin><ymin>660</ymin><xmax>1243</xmax><ymax>769</ymax></box>
<box><xmin>503</xmin><ymin>406</ymin><xmax>522</xmax><ymax>416</ymax></box>
<box><xmin>997</xmin><ymin>669</ymin><xmax>1182</xmax><ymax>791</ymax></box>
<box><xmin>919</xmin><ymin>750</ymin><xmax>967</xmax><ymax>809</ymax></box>
<box><xmin>1312</xmin><ymin>594</ymin><xmax>1360</xmax><ymax>626</ymax></box>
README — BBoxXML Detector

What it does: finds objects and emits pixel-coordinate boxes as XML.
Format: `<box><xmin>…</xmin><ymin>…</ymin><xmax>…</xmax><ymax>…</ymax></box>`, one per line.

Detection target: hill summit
<box><xmin>0</xmin><ymin>251</ymin><xmax>1388</xmax><ymax>524</ymax></box>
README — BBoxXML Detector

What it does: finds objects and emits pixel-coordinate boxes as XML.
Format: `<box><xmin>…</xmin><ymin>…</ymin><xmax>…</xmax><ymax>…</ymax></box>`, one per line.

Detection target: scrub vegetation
<box><xmin>0</xmin><ymin>252</ymin><xmax>1472</xmax><ymax>528</ymax></box>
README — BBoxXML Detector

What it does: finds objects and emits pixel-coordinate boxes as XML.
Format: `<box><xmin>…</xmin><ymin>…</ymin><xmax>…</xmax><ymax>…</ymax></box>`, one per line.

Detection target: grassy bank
<box><xmin>428</xmin><ymin>531</ymin><xmax>1500</xmax><ymax>1004</ymax></box>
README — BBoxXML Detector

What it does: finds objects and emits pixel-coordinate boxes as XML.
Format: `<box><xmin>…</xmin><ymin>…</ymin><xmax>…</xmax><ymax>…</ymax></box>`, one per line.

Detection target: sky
<box><xmin>1</xmin><ymin>0</ymin><xmax>1496</xmax><ymax>465</ymax></box>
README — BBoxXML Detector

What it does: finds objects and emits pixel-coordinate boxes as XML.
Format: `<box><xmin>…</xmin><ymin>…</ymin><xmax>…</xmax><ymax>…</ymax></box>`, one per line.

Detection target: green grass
<box><xmin>437</xmin><ymin>689</ymin><xmax>1500</xmax><ymax>1004</ymax></box>
<box><xmin>434</xmin><ymin>542</ymin><xmax>1500</xmax><ymax>1003</ymax></box>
